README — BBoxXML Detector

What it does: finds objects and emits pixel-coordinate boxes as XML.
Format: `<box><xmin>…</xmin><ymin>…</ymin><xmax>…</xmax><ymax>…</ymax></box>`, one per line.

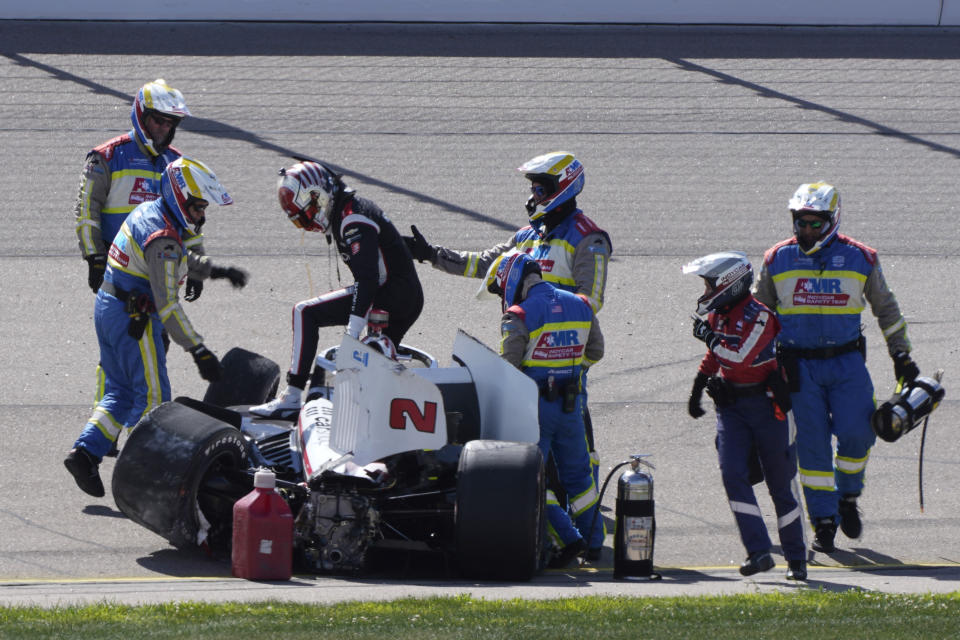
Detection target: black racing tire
<box><xmin>203</xmin><ymin>347</ymin><xmax>280</xmax><ymax>408</ymax></box>
<box><xmin>455</xmin><ymin>439</ymin><xmax>544</xmax><ymax>581</ymax></box>
<box><xmin>112</xmin><ymin>401</ymin><xmax>250</xmax><ymax>550</ymax></box>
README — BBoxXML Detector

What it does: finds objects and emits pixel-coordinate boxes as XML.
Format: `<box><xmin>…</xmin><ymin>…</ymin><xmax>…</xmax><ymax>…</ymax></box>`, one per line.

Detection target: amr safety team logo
<box><xmin>793</xmin><ymin>278</ymin><xmax>849</xmax><ymax>306</ymax></box>
<box><xmin>532</xmin><ymin>329</ymin><xmax>585</xmax><ymax>360</ymax></box>
<box><xmin>128</xmin><ymin>177</ymin><xmax>160</xmax><ymax>206</ymax></box>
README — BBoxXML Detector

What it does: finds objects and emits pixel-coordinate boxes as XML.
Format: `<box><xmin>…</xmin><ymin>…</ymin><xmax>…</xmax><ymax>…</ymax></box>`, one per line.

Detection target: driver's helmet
<box><xmin>491</xmin><ymin>252</ymin><xmax>542</xmax><ymax>312</ymax></box>
<box><xmin>277</xmin><ymin>161</ymin><xmax>339</xmax><ymax>235</ymax></box>
<box><xmin>131</xmin><ymin>79</ymin><xmax>189</xmax><ymax>157</ymax></box>
<box><xmin>517</xmin><ymin>151</ymin><xmax>584</xmax><ymax>227</ymax></box>
<box><xmin>362</xmin><ymin>333</ymin><xmax>398</xmax><ymax>360</ymax></box>
<box><xmin>682</xmin><ymin>250</ymin><xmax>753</xmax><ymax>315</ymax></box>
<box><xmin>160</xmin><ymin>157</ymin><xmax>233</xmax><ymax>230</ymax></box>
<box><xmin>788</xmin><ymin>182</ymin><xmax>841</xmax><ymax>255</ymax></box>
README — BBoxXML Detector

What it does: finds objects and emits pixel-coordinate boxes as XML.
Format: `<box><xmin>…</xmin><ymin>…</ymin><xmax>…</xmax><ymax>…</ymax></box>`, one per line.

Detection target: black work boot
<box><xmin>64</xmin><ymin>448</ymin><xmax>105</xmax><ymax>497</ymax></box>
<box><xmin>811</xmin><ymin>517</ymin><xmax>837</xmax><ymax>553</ymax></box>
<box><xmin>838</xmin><ymin>494</ymin><xmax>863</xmax><ymax>539</ymax></box>
<box><xmin>739</xmin><ymin>551</ymin><xmax>775</xmax><ymax>576</ymax></box>
<box><xmin>786</xmin><ymin>559</ymin><xmax>808</xmax><ymax>581</ymax></box>
<box><xmin>548</xmin><ymin>538</ymin><xmax>586</xmax><ymax>569</ymax></box>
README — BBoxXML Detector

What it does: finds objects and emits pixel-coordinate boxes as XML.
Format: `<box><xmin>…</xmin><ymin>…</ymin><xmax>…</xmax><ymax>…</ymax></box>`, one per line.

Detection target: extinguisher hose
<box><xmin>585</xmin><ymin>459</ymin><xmax>635</xmax><ymax>553</ymax></box>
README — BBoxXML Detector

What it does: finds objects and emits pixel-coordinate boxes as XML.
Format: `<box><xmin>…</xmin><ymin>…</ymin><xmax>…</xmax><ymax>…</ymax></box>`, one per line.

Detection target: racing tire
<box><xmin>203</xmin><ymin>347</ymin><xmax>280</xmax><ymax>408</ymax></box>
<box><xmin>455</xmin><ymin>439</ymin><xmax>545</xmax><ymax>580</ymax></box>
<box><xmin>112</xmin><ymin>401</ymin><xmax>250</xmax><ymax>550</ymax></box>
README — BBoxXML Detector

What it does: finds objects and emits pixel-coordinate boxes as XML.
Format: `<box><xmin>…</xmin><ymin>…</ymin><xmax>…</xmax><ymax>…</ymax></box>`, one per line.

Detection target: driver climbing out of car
<box><xmin>64</xmin><ymin>157</ymin><xmax>246</xmax><ymax>498</ymax></box>
<box><xmin>250</xmin><ymin>159</ymin><xmax>424</xmax><ymax>420</ymax></box>
<box><xmin>487</xmin><ymin>252</ymin><xmax>604</xmax><ymax>567</ymax></box>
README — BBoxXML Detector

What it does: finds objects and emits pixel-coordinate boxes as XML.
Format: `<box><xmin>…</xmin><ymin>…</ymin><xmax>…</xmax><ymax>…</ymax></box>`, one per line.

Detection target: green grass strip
<box><xmin>2</xmin><ymin>591</ymin><xmax>960</xmax><ymax>639</ymax></box>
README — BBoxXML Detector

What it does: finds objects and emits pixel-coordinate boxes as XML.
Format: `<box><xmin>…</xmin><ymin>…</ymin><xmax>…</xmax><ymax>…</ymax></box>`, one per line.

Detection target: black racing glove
<box><xmin>189</xmin><ymin>344</ymin><xmax>222</xmax><ymax>382</ymax></box>
<box><xmin>688</xmin><ymin>372</ymin><xmax>709</xmax><ymax>419</ymax></box>
<box><xmin>403</xmin><ymin>225</ymin><xmax>437</xmax><ymax>263</ymax></box>
<box><xmin>210</xmin><ymin>265</ymin><xmax>249</xmax><ymax>289</ymax></box>
<box><xmin>184</xmin><ymin>278</ymin><xmax>203</xmax><ymax>302</ymax></box>
<box><xmin>691</xmin><ymin>316</ymin><xmax>721</xmax><ymax>351</ymax></box>
<box><xmin>85</xmin><ymin>254</ymin><xmax>106</xmax><ymax>293</ymax></box>
<box><xmin>892</xmin><ymin>351</ymin><xmax>920</xmax><ymax>384</ymax></box>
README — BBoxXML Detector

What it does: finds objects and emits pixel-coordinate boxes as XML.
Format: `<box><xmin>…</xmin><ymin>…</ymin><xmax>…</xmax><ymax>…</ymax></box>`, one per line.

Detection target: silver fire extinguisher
<box><xmin>613</xmin><ymin>455</ymin><xmax>659</xmax><ymax>579</ymax></box>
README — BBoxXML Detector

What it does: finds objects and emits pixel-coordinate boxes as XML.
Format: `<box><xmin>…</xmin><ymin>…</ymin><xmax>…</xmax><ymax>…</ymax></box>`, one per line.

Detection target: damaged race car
<box><xmin>111</xmin><ymin>330</ymin><xmax>546</xmax><ymax>580</ymax></box>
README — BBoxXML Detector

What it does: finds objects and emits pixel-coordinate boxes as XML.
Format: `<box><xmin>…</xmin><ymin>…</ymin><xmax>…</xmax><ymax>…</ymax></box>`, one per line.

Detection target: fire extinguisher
<box><xmin>613</xmin><ymin>455</ymin><xmax>660</xmax><ymax>579</ymax></box>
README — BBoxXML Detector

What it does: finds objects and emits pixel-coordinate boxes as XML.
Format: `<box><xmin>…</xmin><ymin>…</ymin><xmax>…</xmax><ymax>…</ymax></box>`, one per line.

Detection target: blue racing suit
<box><xmin>754</xmin><ymin>234</ymin><xmax>910</xmax><ymax>523</ymax></box>
<box><xmin>697</xmin><ymin>295</ymin><xmax>805</xmax><ymax>563</ymax></box>
<box><xmin>73</xmin><ymin>199</ymin><xmax>203</xmax><ymax>460</ymax></box>
<box><xmin>500</xmin><ymin>276</ymin><xmax>604</xmax><ymax>550</ymax></box>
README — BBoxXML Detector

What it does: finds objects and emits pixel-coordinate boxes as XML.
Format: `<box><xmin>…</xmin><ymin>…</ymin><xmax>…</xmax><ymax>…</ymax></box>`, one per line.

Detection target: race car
<box><xmin>111</xmin><ymin>330</ymin><xmax>547</xmax><ymax>580</ymax></box>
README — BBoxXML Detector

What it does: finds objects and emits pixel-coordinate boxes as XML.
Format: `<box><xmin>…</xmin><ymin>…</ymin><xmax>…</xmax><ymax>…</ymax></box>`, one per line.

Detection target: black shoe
<box><xmin>811</xmin><ymin>517</ymin><xmax>837</xmax><ymax>553</ymax></box>
<box><xmin>585</xmin><ymin>547</ymin><xmax>603</xmax><ymax>562</ymax></box>
<box><xmin>786</xmin><ymin>559</ymin><xmax>808</xmax><ymax>581</ymax></box>
<box><xmin>739</xmin><ymin>551</ymin><xmax>775</xmax><ymax>576</ymax></box>
<box><xmin>838</xmin><ymin>494</ymin><xmax>863</xmax><ymax>539</ymax></box>
<box><xmin>548</xmin><ymin>539</ymin><xmax>586</xmax><ymax>569</ymax></box>
<box><xmin>64</xmin><ymin>448</ymin><xmax>105</xmax><ymax>497</ymax></box>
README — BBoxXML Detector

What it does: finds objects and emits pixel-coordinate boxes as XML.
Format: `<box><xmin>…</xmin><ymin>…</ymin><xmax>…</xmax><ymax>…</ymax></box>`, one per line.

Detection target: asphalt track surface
<box><xmin>1</xmin><ymin>21</ymin><xmax>959</xmax><ymax>606</ymax></box>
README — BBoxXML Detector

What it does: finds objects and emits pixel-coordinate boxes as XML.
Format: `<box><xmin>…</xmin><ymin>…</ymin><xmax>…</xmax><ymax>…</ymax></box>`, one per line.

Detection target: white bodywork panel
<box><xmin>449</xmin><ymin>330</ymin><xmax>540</xmax><ymax>443</ymax></box>
<box><xmin>298</xmin><ymin>331</ymin><xmax>539</xmax><ymax>482</ymax></box>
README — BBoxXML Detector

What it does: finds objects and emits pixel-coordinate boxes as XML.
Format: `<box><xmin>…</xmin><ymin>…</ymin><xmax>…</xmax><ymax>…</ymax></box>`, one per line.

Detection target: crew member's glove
<box><xmin>688</xmin><ymin>372</ymin><xmax>709</xmax><ymax>419</ymax></box>
<box><xmin>184</xmin><ymin>278</ymin><xmax>203</xmax><ymax>302</ymax></box>
<box><xmin>189</xmin><ymin>344</ymin><xmax>222</xmax><ymax>382</ymax></box>
<box><xmin>210</xmin><ymin>265</ymin><xmax>249</xmax><ymax>289</ymax></box>
<box><xmin>691</xmin><ymin>315</ymin><xmax>721</xmax><ymax>351</ymax></box>
<box><xmin>85</xmin><ymin>254</ymin><xmax>106</xmax><ymax>293</ymax></box>
<box><xmin>346</xmin><ymin>314</ymin><xmax>366</xmax><ymax>339</ymax></box>
<box><xmin>892</xmin><ymin>351</ymin><xmax>920</xmax><ymax>384</ymax></box>
<box><xmin>403</xmin><ymin>225</ymin><xmax>437</xmax><ymax>263</ymax></box>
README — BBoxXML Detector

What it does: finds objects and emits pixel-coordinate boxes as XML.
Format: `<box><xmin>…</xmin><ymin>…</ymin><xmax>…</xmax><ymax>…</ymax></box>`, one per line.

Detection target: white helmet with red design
<box><xmin>131</xmin><ymin>79</ymin><xmax>190</xmax><ymax>157</ymax></box>
<box><xmin>789</xmin><ymin>182</ymin><xmax>841</xmax><ymax>255</ymax></box>
<box><xmin>160</xmin><ymin>157</ymin><xmax>233</xmax><ymax>231</ymax></box>
<box><xmin>518</xmin><ymin>151</ymin><xmax>584</xmax><ymax>228</ymax></box>
<box><xmin>277</xmin><ymin>161</ymin><xmax>340</xmax><ymax>235</ymax></box>
<box><xmin>682</xmin><ymin>251</ymin><xmax>753</xmax><ymax>315</ymax></box>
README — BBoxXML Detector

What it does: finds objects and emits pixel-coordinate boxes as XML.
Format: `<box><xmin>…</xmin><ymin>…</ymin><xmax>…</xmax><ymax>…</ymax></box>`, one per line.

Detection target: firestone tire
<box><xmin>112</xmin><ymin>401</ymin><xmax>249</xmax><ymax>550</ymax></box>
<box><xmin>203</xmin><ymin>347</ymin><xmax>280</xmax><ymax>408</ymax></box>
<box><xmin>455</xmin><ymin>439</ymin><xmax>544</xmax><ymax>581</ymax></box>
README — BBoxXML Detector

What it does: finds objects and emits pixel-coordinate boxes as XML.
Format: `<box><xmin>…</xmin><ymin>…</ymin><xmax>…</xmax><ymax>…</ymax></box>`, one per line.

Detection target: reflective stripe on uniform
<box><xmin>90</xmin><ymin>406</ymin><xmax>125</xmax><ymax>442</ymax></box>
<box><xmin>569</xmin><ymin>484</ymin><xmax>598</xmax><ymax>518</ymax></box>
<box><xmin>138</xmin><ymin>318</ymin><xmax>163</xmax><ymax>417</ymax></box>
<box><xmin>799</xmin><ymin>467</ymin><xmax>836</xmax><ymax>491</ymax></box>
<box><xmin>729</xmin><ymin>500</ymin><xmax>763</xmax><ymax>518</ymax></box>
<box><xmin>836</xmin><ymin>451</ymin><xmax>870</xmax><ymax>475</ymax></box>
<box><xmin>778</xmin><ymin>505</ymin><xmax>803</xmax><ymax>530</ymax></box>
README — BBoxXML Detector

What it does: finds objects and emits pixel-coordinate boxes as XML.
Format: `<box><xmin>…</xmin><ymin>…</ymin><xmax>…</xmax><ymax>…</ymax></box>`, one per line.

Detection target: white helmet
<box><xmin>131</xmin><ymin>79</ymin><xmax>190</xmax><ymax>157</ymax></box>
<box><xmin>682</xmin><ymin>251</ymin><xmax>753</xmax><ymax>315</ymax></box>
<box><xmin>277</xmin><ymin>161</ymin><xmax>340</xmax><ymax>235</ymax></box>
<box><xmin>160</xmin><ymin>157</ymin><xmax>233</xmax><ymax>230</ymax></box>
<box><xmin>518</xmin><ymin>151</ymin><xmax>584</xmax><ymax>228</ymax></box>
<box><xmin>789</xmin><ymin>182</ymin><xmax>841</xmax><ymax>255</ymax></box>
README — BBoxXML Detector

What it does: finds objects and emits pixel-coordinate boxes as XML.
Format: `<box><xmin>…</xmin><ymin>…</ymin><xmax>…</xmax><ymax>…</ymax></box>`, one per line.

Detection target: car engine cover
<box><xmin>294</xmin><ymin>490</ymin><xmax>379</xmax><ymax>573</ymax></box>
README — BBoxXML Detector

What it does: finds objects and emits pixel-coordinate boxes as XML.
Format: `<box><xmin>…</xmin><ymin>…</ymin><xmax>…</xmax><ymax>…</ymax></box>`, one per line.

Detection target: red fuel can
<box><xmin>231</xmin><ymin>470</ymin><xmax>294</xmax><ymax>580</ymax></box>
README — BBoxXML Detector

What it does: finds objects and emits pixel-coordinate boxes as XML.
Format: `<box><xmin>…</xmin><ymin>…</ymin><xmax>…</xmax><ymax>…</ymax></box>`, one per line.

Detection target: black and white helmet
<box><xmin>682</xmin><ymin>251</ymin><xmax>753</xmax><ymax>315</ymax></box>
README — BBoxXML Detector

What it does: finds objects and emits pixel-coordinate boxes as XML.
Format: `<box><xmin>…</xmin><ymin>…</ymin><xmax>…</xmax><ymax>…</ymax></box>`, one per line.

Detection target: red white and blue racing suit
<box><xmin>697</xmin><ymin>295</ymin><xmax>805</xmax><ymax>563</ymax></box>
<box><xmin>754</xmin><ymin>234</ymin><xmax>910</xmax><ymax>523</ymax></box>
<box><xmin>73</xmin><ymin>199</ymin><xmax>204</xmax><ymax>461</ymax></box>
<box><xmin>500</xmin><ymin>276</ymin><xmax>605</xmax><ymax>550</ymax></box>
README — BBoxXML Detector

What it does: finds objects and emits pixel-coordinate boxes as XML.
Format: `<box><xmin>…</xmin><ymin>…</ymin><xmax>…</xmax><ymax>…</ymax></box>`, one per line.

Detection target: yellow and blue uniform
<box><xmin>755</xmin><ymin>233</ymin><xmax>909</xmax><ymax>522</ymax></box>
<box><xmin>501</xmin><ymin>278</ymin><xmax>604</xmax><ymax>550</ymax></box>
<box><xmin>73</xmin><ymin>198</ymin><xmax>200</xmax><ymax>460</ymax></box>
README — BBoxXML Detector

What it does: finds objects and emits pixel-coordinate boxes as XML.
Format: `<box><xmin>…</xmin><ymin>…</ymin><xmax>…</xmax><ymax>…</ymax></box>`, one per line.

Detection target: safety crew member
<box><xmin>403</xmin><ymin>151</ymin><xmax>612</xmax><ymax>530</ymax></box>
<box><xmin>250</xmin><ymin>160</ymin><xmax>424</xmax><ymax>420</ymax></box>
<box><xmin>685</xmin><ymin>251</ymin><xmax>807</xmax><ymax>581</ymax></box>
<box><xmin>753</xmin><ymin>182</ymin><xmax>920</xmax><ymax>553</ymax></box>
<box><xmin>64</xmin><ymin>157</ymin><xmax>245</xmax><ymax>497</ymax></box>
<box><xmin>488</xmin><ymin>252</ymin><xmax>604</xmax><ymax>567</ymax></box>
<box><xmin>74</xmin><ymin>79</ymin><xmax>211</xmax><ymax>299</ymax></box>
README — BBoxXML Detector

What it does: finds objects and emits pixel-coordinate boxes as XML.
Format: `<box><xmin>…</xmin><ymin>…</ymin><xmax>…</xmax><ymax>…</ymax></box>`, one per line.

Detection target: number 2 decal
<box><xmin>389</xmin><ymin>398</ymin><xmax>438</xmax><ymax>433</ymax></box>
